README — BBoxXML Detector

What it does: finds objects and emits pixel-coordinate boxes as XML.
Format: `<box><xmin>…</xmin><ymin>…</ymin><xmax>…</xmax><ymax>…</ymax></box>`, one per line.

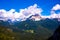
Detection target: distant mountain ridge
<box><xmin>0</xmin><ymin>18</ymin><xmax>59</xmax><ymax>31</ymax></box>
<box><xmin>0</xmin><ymin>18</ymin><xmax>60</xmax><ymax>40</ymax></box>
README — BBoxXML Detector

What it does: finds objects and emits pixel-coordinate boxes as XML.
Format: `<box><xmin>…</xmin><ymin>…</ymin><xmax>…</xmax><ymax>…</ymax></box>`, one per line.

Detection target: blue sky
<box><xmin>0</xmin><ymin>0</ymin><xmax>60</xmax><ymax>15</ymax></box>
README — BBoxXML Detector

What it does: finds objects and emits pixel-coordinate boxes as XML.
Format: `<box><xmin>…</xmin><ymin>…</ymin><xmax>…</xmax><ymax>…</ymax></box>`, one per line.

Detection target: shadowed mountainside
<box><xmin>48</xmin><ymin>25</ymin><xmax>60</xmax><ymax>40</ymax></box>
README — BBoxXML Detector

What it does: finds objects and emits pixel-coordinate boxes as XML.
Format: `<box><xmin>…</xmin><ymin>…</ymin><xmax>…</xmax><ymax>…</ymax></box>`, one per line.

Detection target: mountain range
<box><xmin>0</xmin><ymin>17</ymin><xmax>60</xmax><ymax>40</ymax></box>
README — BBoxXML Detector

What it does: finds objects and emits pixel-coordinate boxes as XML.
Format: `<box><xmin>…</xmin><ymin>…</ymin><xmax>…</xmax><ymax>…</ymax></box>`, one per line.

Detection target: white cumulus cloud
<box><xmin>41</xmin><ymin>4</ymin><xmax>60</xmax><ymax>21</ymax></box>
<box><xmin>50</xmin><ymin>4</ymin><xmax>60</xmax><ymax>18</ymax></box>
<box><xmin>0</xmin><ymin>4</ymin><xmax>43</xmax><ymax>21</ymax></box>
<box><xmin>52</xmin><ymin>4</ymin><xmax>60</xmax><ymax>10</ymax></box>
<box><xmin>0</xmin><ymin>4</ymin><xmax>60</xmax><ymax>22</ymax></box>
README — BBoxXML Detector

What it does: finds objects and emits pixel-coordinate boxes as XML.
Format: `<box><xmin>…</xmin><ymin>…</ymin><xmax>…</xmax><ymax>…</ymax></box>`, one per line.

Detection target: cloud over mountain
<box><xmin>42</xmin><ymin>4</ymin><xmax>60</xmax><ymax>20</ymax></box>
<box><xmin>0</xmin><ymin>4</ymin><xmax>60</xmax><ymax>22</ymax></box>
<box><xmin>0</xmin><ymin>4</ymin><xmax>42</xmax><ymax>21</ymax></box>
<box><xmin>50</xmin><ymin>4</ymin><xmax>60</xmax><ymax>21</ymax></box>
